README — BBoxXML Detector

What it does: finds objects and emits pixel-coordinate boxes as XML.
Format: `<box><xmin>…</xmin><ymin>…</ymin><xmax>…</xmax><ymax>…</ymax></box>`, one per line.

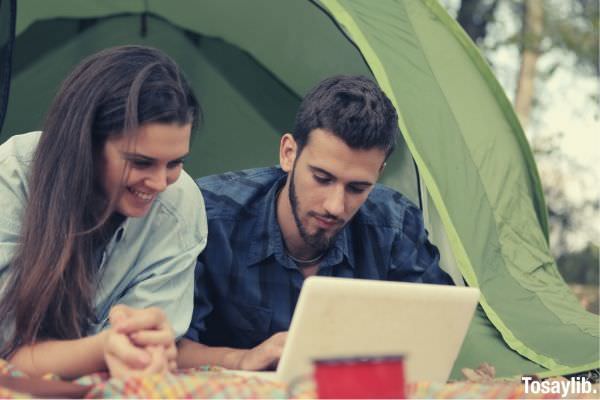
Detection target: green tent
<box><xmin>0</xmin><ymin>0</ymin><xmax>597</xmax><ymax>380</ymax></box>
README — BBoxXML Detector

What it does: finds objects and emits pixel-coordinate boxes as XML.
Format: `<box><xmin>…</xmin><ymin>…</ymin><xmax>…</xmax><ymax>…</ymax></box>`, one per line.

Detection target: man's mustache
<box><xmin>308</xmin><ymin>211</ymin><xmax>344</xmax><ymax>225</ymax></box>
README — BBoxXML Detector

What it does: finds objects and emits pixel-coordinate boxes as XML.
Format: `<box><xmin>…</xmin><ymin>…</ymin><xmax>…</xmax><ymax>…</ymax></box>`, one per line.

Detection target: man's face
<box><xmin>282</xmin><ymin>129</ymin><xmax>386</xmax><ymax>252</ymax></box>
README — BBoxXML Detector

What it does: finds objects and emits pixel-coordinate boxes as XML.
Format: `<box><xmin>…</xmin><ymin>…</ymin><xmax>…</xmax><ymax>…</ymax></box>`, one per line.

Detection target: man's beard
<box><xmin>288</xmin><ymin>167</ymin><xmax>340</xmax><ymax>254</ymax></box>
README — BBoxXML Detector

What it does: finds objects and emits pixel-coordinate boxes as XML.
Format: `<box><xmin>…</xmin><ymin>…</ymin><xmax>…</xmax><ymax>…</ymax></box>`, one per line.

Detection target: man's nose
<box><xmin>323</xmin><ymin>184</ymin><xmax>345</xmax><ymax>217</ymax></box>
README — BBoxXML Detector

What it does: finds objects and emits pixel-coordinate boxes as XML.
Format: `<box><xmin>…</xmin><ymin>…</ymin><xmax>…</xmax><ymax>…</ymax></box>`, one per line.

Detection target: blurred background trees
<box><xmin>441</xmin><ymin>0</ymin><xmax>599</xmax><ymax>310</ymax></box>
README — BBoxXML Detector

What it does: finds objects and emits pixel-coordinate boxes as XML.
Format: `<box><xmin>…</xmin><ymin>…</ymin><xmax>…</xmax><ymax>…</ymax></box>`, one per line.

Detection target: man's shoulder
<box><xmin>196</xmin><ymin>166</ymin><xmax>284</xmax><ymax>219</ymax></box>
<box><xmin>357</xmin><ymin>184</ymin><xmax>422</xmax><ymax>230</ymax></box>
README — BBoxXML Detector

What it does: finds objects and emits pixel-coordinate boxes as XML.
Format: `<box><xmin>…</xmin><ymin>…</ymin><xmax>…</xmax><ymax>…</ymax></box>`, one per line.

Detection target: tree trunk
<box><xmin>514</xmin><ymin>0</ymin><xmax>544</xmax><ymax>128</ymax></box>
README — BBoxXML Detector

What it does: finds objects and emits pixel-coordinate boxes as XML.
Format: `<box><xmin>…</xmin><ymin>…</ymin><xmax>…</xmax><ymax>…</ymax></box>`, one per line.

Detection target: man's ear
<box><xmin>279</xmin><ymin>133</ymin><xmax>297</xmax><ymax>173</ymax></box>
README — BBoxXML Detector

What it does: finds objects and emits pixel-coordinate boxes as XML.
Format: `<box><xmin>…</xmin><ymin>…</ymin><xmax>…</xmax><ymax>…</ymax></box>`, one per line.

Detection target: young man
<box><xmin>178</xmin><ymin>75</ymin><xmax>454</xmax><ymax>370</ymax></box>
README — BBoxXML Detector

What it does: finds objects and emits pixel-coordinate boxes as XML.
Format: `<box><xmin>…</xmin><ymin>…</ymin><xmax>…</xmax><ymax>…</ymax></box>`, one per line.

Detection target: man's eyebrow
<box><xmin>122</xmin><ymin>152</ymin><xmax>190</xmax><ymax>162</ymax></box>
<box><xmin>349</xmin><ymin>181</ymin><xmax>373</xmax><ymax>188</ymax></box>
<box><xmin>308</xmin><ymin>165</ymin><xmax>373</xmax><ymax>186</ymax></box>
<box><xmin>309</xmin><ymin>165</ymin><xmax>335</xmax><ymax>178</ymax></box>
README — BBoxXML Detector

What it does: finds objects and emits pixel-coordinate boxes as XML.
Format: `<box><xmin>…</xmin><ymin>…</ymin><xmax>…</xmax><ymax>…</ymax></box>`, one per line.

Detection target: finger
<box><xmin>239</xmin><ymin>337</ymin><xmax>285</xmax><ymax>371</ymax></box>
<box><xmin>114</xmin><ymin>307</ymin><xmax>166</xmax><ymax>333</ymax></box>
<box><xmin>268</xmin><ymin>358</ymin><xmax>280</xmax><ymax>370</ymax></box>
<box><xmin>106</xmin><ymin>352</ymin><xmax>143</xmax><ymax>379</ymax></box>
<box><xmin>143</xmin><ymin>346</ymin><xmax>169</xmax><ymax>375</ymax></box>
<box><xmin>165</xmin><ymin>343</ymin><xmax>177</xmax><ymax>362</ymax></box>
<box><xmin>106</xmin><ymin>332</ymin><xmax>151</xmax><ymax>368</ymax></box>
<box><xmin>274</xmin><ymin>332</ymin><xmax>288</xmax><ymax>345</ymax></box>
<box><xmin>109</xmin><ymin>304</ymin><xmax>133</xmax><ymax>324</ymax></box>
<box><xmin>270</xmin><ymin>344</ymin><xmax>284</xmax><ymax>359</ymax></box>
<box><xmin>129</xmin><ymin>329</ymin><xmax>174</xmax><ymax>347</ymax></box>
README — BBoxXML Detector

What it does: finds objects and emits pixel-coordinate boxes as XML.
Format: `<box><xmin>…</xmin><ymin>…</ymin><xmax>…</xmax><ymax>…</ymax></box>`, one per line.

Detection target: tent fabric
<box><xmin>0</xmin><ymin>0</ymin><xmax>16</xmax><ymax>133</ymax></box>
<box><xmin>0</xmin><ymin>0</ymin><xmax>597</xmax><ymax>380</ymax></box>
<box><xmin>312</xmin><ymin>0</ymin><xmax>599</xmax><ymax>376</ymax></box>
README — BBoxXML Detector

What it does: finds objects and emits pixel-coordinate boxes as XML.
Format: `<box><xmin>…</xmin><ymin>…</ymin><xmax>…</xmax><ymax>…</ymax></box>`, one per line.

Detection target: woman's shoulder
<box><xmin>0</xmin><ymin>133</ymin><xmax>41</xmax><ymax>273</ymax></box>
<box><xmin>0</xmin><ymin>131</ymin><xmax>41</xmax><ymax>163</ymax></box>
<box><xmin>146</xmin><ymin>169</ymin><xmax>207</xmax><ymax>245</ymax></box>
<box><xmin>156</xmin><ymin>169</ymin><xmax>204</xmax><ymax>214</ymax></box>
<box><xmin>0</xmin><ymin>132</ymin><xmax>42</xmax><ymax>203</ymax></box>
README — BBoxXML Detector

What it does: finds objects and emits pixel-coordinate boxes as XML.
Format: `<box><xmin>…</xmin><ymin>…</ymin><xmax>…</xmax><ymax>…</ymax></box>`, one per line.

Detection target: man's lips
<box><xmin>313</xmin><ymin>214</ymin><xmax>340</xmax><ymax>229</ymax></box>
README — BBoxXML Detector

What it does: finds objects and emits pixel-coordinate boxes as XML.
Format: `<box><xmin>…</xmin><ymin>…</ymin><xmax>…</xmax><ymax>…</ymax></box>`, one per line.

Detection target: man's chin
<box><xmin>304</xmin><ymin>231</ymin><xmax>338</xmax><ymax>252</ymax></box>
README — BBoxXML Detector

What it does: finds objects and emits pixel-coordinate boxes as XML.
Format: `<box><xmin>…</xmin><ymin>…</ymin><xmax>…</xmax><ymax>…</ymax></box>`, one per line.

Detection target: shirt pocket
<box><xmin>220</xmin><ymin>301</ymin><xmax>273</xmax><ymax>348</ymax></box>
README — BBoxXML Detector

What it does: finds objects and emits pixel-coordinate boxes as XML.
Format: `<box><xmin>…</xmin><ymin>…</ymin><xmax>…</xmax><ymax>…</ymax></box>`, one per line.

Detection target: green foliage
<box><xmin>543</xmin><ymin>0</ymin><xmax>599</xmax><ymax>76</ymax></box>
<box><xmin>448</xmin><ymin>0</ymin><xmax>599</xmax><ymax>76</ymax></box>
<box><xmin>557</xmin><ymin>243</ymin><xmax>600</xmax><ymax>285</ymax></box>
<box><xmin>455</xmin><ymin>0</ymin><xmax>500</xmax><ymax>43</ymax></box>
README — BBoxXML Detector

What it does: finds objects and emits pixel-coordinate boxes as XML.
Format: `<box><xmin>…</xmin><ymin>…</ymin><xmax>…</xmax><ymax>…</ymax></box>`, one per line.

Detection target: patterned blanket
<box><xmin>1</xmin><ymin>359</ymin><xmax>598</xmax><ymax>398</ymax></box>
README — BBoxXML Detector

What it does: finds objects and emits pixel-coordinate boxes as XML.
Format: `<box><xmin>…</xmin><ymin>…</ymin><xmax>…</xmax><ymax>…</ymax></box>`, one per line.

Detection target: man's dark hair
<box><xmin>292</xmin><ymin>75</ymin><xmax>399</xmax><ymax>157</ymax></box>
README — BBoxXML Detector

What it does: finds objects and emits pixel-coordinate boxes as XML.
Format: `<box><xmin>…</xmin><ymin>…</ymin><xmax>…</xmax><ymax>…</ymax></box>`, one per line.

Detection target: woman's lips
<box><xmin>128</xmin><ymin>187</ymin><xmax>156</xmax><ymax>202</ymax></box>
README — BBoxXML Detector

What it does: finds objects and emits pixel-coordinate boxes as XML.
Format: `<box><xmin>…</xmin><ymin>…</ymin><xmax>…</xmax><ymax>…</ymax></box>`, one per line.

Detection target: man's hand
<box><xmin>235</xmin><ymin>332</ymin><xmax>288</xmax><ymax>371</ymax></box>
<box><xmin>103</xmin><ymin>305</ymin><xmax>176</xmax><ymax>378</ymax></box>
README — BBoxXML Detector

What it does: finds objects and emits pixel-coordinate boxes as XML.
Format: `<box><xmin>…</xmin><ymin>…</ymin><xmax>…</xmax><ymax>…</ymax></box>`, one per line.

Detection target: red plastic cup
<box><xmin>314</xmin><ymin>355</ymin><xmax>405</xmax><ymax>399</ymax></box>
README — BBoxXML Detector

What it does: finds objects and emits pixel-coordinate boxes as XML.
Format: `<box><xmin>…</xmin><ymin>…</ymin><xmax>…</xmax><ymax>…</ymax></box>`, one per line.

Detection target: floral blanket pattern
<box><xmin>1</xmin><ymin>359</ymin><xmax>599</xmax><ymax>398</ymax></box>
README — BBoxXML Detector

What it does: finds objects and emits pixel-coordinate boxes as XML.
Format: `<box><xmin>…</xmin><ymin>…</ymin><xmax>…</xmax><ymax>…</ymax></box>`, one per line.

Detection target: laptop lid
<box><xmin>277</xmin><ymin>276</ymin><xmax>480</xmax><ymax>383</ymax></box>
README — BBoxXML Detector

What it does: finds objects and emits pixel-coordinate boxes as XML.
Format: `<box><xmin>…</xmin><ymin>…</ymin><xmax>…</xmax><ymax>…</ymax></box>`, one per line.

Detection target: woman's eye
<box><xmin>131</xmin><ymin>160</ymin><xmax>152</xmax><ymax>168</ymax></box>
<box><xmin>167</xmin><ymin>160</ymin><xmax>184</xmax><ymax>169</ymax></box>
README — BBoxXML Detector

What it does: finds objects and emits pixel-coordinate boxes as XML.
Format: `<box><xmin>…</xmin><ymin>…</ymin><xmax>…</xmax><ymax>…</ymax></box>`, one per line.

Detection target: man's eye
<box><xmin>314</xmin><ymin>175</ymin><xmax>331</xmax><ymax>184</ymax></box>
<box><xmin>347</xmin><ymin>185</ymin><xmax>366</xmax><ymax>194</ymax></box>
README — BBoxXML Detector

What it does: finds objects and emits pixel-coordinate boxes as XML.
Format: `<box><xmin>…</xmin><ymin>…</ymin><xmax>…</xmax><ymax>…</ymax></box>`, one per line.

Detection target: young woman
<box><xmin>0</xmin><ymin>46</ymin><xmax>207</xmax><ymax>378</ymax></box>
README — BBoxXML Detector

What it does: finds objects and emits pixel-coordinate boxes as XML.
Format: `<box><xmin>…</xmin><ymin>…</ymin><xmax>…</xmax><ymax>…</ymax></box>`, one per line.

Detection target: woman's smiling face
<box><xmin>99</xmin><ymin>122</ymin><xmax>191</xmax><ymax>218</ymax></box>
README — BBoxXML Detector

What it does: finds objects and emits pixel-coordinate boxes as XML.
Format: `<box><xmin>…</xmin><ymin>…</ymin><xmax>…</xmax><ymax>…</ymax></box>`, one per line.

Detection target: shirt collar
<box><xmin>104</xmin><ymin>217</ymin><xmax>129</xmax><ymax>257</ymax></box>
<box><xmin>243</xmin><ymin>173</ymin><xmax>287</xmax><ymax>268</ymax></box>
<box><xmin>329</xmin><ymin>226</ymin><xmax>355</xmax><ymax>269</ymax></box>
<box><xmin>116</xmin><ymin>218</ymin><xmax>128</xmax><ymax>242</ymax></box>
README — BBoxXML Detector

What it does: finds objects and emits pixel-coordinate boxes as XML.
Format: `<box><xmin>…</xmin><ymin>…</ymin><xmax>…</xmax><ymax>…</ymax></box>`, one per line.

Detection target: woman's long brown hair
<box><xmin>0</xmin><ymin>46</ymin><xmax>200</xmax><ymax>357</ymax></box>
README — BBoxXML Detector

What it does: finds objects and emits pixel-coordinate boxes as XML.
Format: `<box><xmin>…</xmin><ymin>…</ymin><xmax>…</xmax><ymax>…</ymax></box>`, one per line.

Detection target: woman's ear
<box><xmin>279</xmin><ymin>133</ymin><xmax>297</xmax><ymax>173</ymax></box>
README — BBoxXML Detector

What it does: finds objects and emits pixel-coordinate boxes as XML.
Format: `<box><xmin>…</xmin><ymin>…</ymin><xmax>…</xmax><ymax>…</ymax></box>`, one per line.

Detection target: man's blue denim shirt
<box><xmin>186</xmin><ymin>167</ymin><xmax>453</xmax><ymax>348</ymax></box>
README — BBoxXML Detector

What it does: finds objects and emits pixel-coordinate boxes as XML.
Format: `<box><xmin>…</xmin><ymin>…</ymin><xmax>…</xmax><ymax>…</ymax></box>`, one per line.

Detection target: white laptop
<box><xmin>229</xmin><ymin>276</ymin><xmax>480</xmax><ymax>384</ymax></box>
